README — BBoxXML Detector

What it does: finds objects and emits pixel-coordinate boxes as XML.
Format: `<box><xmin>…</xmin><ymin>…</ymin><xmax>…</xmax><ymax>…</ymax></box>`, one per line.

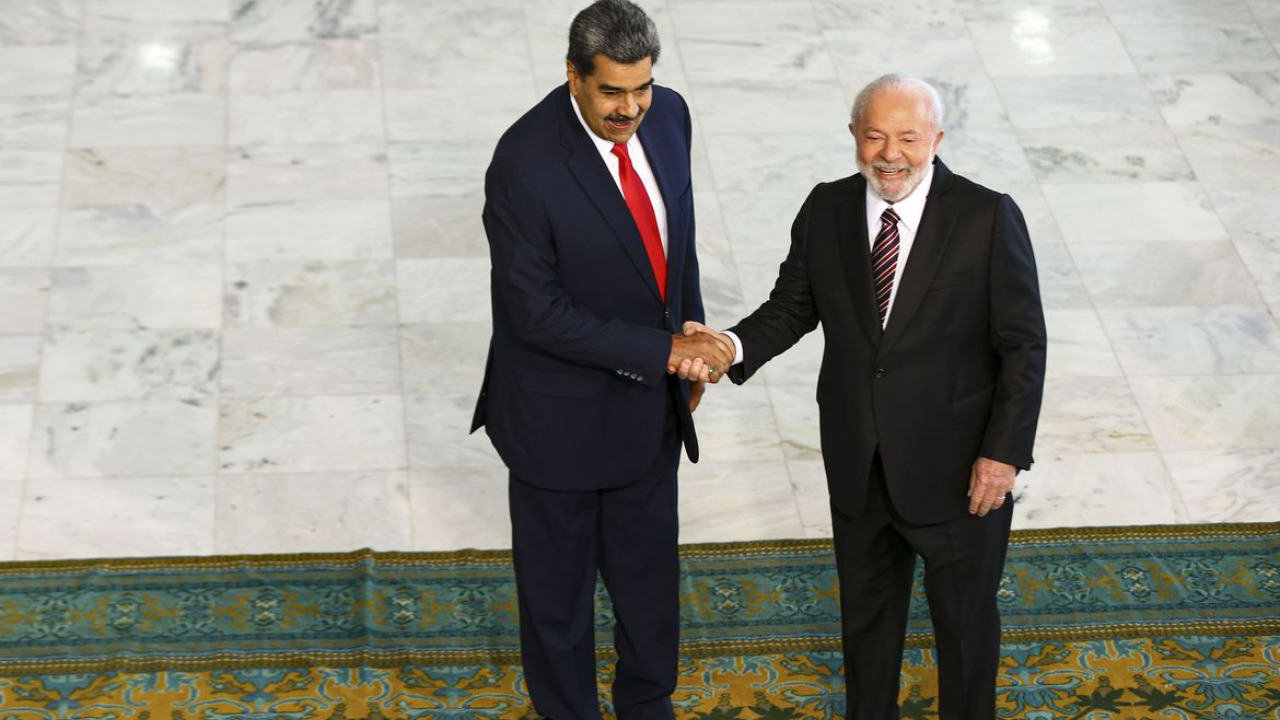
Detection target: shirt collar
<box><xmin>866</xmin><ymin>161</ymin><xmax>935</xmax><ymax>233</ymax></box>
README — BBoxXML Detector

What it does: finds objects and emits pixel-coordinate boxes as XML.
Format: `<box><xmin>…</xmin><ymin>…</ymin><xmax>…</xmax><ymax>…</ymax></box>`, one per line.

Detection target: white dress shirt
<box><xmin>723</xmin><ymin>164</ymin><xmax>936</xmax><ymax>365</ymax></box>
<box><xmin>570</xmin><ymin>93</ymin><xmax>668</xmax><ymax>255</ymax></box>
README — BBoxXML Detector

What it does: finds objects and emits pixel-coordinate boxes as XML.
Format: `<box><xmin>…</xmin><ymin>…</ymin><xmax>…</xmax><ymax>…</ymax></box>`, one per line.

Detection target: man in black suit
<box><xmin>470</xmin><ymin>1</ymin><xmax>731</xmax><ymax>719</ymax></box>
<box><xmin>680</xmin><ymin>75</ymin><xmax>1047</xmax><ymax>720</ymax></box>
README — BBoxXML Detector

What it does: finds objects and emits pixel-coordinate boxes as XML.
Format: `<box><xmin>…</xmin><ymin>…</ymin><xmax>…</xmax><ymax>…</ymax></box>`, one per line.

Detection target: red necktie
<box><xmin>611</xmin><ymin>143</ymin><xmax>667</xmax><ymax>302</ymax></box>
<box><xmin>872</xmin><ymin>207</ymin><xmax>900</xmax><ymax>327</ymax></box>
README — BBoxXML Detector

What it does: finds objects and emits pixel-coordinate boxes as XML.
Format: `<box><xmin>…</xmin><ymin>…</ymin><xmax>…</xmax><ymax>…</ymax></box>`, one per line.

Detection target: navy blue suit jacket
<box><xmin>471</xmin><ymin>83</ymin><xmax>703</xmax><ymax>491</ymax></box>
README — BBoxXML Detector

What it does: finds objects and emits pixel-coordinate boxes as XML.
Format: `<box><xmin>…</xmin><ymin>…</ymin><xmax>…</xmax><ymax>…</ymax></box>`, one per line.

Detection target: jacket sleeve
<box><xmin>980</xmin><ymin>194</ymin><xmax>1047</xmax><ymax>469</ymax></box>
<box><xmin>727</xmin><ymin>188</ymin><xmax>822</xmax><ymax>384</ymax></box>
<box><xmin>484</xmin><ymin>159</ymin><xmax>672</xmax><ymax>387</ymax></box>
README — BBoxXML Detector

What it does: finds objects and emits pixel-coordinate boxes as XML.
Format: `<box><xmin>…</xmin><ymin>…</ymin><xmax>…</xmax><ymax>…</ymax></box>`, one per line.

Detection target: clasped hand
<box><xmin>668</xmin><ymin>321</ymin><xmax>733</xmax><ymax>384</ymax></box>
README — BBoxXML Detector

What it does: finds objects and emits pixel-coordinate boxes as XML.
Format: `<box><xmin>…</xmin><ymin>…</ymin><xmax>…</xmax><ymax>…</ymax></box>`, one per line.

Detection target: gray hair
<box><xmin>851</xmin><ymin>74</ymin><xmax>946</xmax><ymax>131</ymax></box>
<box><xmin>567</xmin><ymin>0</ymin><xmax>661</xmax><ymax>77</ymax></box>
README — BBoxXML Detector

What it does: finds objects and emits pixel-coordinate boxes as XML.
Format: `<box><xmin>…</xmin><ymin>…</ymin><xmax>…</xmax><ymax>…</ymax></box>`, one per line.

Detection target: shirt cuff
<box><xmin>722</xmin><ymin>330</ymin><xmax>745</xmax><ymax>366</ymax></box>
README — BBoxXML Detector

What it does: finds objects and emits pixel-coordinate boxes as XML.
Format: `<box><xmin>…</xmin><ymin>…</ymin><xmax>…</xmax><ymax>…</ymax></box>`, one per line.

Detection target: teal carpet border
<box><xmin>1</xmin><ymin>523</ymin><xmax>1277</xmax><ymax>675</ymax></box>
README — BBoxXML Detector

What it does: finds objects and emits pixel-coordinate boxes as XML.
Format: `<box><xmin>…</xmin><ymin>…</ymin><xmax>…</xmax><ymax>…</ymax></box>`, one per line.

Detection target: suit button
<box><xmin>874</xmin><ymin>368</ymin><xmax>885</xmax><ymax>379</ymax></box>
<box><xmin>637</xmin><ymin>375</ymin><xmax>645</xmax><ymax>382</ymax></box>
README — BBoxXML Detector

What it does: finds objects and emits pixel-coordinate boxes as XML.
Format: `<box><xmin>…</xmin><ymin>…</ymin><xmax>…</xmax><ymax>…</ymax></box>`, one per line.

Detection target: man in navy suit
<box><xmin>679</xmin><ymin>75</ymin><xmax>1047</xmax><ymax>719</ymax></box>
<box><xmin>470</xmin><ymin>2</ymin><xmax>732</xmax><ymax>719</ymax></box>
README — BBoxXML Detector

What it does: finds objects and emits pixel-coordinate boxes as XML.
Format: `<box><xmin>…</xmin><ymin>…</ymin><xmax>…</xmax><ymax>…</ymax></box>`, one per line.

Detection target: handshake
<box><xmin>667</xmin><ymin>321</ymin><xmax>733</xmax><ymax>384</ymax></box>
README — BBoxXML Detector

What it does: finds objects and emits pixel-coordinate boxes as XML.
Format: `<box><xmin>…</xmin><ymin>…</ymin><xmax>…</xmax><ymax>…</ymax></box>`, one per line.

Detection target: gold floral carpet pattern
<box><xmin>0</xmin><ymin>523</ymin><xmax>1277</xmax><ymax>719</ymax></box>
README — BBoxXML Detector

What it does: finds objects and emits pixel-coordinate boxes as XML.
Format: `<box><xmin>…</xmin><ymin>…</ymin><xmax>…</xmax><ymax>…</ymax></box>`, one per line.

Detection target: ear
<box><xmin>931</xmin><ymin>128</ymin><xmax>945</xmax><ymax>154</ymax></box>
<box><xmin>566</xmin><ymin>60</ymin><xmax>581</xmax><ymax>96</ymax></box>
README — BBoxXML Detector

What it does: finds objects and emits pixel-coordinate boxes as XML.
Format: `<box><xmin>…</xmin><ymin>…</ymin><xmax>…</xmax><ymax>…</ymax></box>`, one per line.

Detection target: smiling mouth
<box><xmin>606</xmin><ymin>115</ymin><xmax>634</xmax><ymax>130</ymax></box>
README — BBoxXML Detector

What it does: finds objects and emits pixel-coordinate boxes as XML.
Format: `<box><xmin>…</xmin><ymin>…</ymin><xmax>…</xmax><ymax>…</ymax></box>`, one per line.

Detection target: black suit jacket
<box><xmin>729</xmin><ymin>159</ymin><xmax>1046</xmax><ymax>524</ymax></box>
<box><xmin>471</xmin><ymin>83</ymin><xmax>703</xmax><ymax>491</ymax></box>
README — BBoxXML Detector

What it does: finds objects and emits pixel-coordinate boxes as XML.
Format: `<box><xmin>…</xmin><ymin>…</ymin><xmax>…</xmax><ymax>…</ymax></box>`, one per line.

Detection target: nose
<box><xmin>620</xmin><ymin>92</ymin><xmax>639</xmax><ymax>118</ymax></box>
<box><xmin>881</xmin><ymin>140</ymin><xmax>903</xmax><ymax>161</ymax></box>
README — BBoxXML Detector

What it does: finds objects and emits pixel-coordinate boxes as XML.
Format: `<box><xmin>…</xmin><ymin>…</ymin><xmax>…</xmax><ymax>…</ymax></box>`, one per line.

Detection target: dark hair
<box><xmin>567</xmin><ymin>0</ymin><xmax>661</xmax><ymax>77</ymax></box>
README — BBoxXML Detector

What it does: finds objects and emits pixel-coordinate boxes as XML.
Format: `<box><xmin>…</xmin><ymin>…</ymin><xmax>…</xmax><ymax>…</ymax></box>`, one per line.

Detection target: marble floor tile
<box><xmin>813</xmin><ymin>0</ymin><xmax>965</xmax><ymax>29</ymax></box>
<box><xmin>0</xmin><ymin>150</ymin><xmax>63</xmax><ymax>207</ymax></box>
<box><xmin>1072</xmin><ymin>242</ymin><xmax>1260</xmax><ymax>307</ymax></box>
<box><xmin>1099</xmin><ymin>0</ymin><xmax>1256</xmax><ymax>26</ymax></box>
<box><xmin>679</xmin><ymin>33</ymin><xmax>837</xmax><ymax>85</ymax></box>
<box><xmin>387</xmin><ymin>140</ymin><xmax>492</xmax><ymax>199</ymax></box>
<box><xmin>1006</xmin><ymin>183</ymin><xmax>1065</xmax><ymax>245</ymax></box>
<box><xmin>1042</xmin><ymin>182</ymin><xmax>1228</xmax><ymax>244</ymax></box>
<box><xmin>1146</xmin><ymin>72</ymin><xmax>1280</xmax><ymax>126</ymax></box>
<box><xmin>997</xmin><ymin>75</ymin><xmax>1163</xmax><ymax>128</ymax></box>
<box><xmin>216</xmin><ymin>471</ymin><xmax>412</xmax><ymax>553</ymax></box>
<box><xmin>688</xmin><ymin>385</ymin><xmax>785</xmax><ymax>464</ymax></box>
<box><xmin>219</xmin><ymin>395</ymin><xmax>406</xmax><ymax>474</ymax></box>
<box><xmin>1118</xmin><ymin>24</ymin><xmax>1280</xmax><ymax>74</ymax></box>
<box><xmin>377</xmin><ymin>0</ymin><xmax>526</xmax><ymax>39</ymax></box>
<box><xmin>17</xmin><ymin>475</ymin><xmax>216</xmax><ymax>559</ymax></box>
<box><xmin>0</xmin><ymin>335</ymin><xmax>42</xmax><ymax>403</ymax></box>
<box><xmin>1034</xmin><ymin>377</ymin><xmax>1157</xmax><ymax>453</ymax></box>
<box><xmin>1233</xmin><ymin>238</ymin><xmax>1280</xmax><ymax>307</ymax></box>
<box><xmin>1164</xmin><ymin>450</ymin><xmax>1280</xmax><ymax>522</ymax></box>
<box><xmin>1174</xmin><ymin>124</ymin><xmax>1280</xmax><ymax>187</ymax></box>
<box><xmin>1201</xmin><ymin>180</ymin><xmax>1280</xmax><ymax>245</ymax></box>
<box><xmin>224</xmin><ymin>259</ymin><xmax>398</xmax><ymax>327</ymax></box>
<box><xmin>76</xmin><ymin>42</ymin><xmax>230</xmax><ymax>96</ymax></box>
<box><xmin>936</xmin><ymin>127</ymin><xmax>1039</xmax><ymax>190</ymax></box>
<box><xmin>1253</xmin><ymin>0</ymin><xmax>1280</xmax><ymax>42</ymax></box>
<box><xmin>0</xmin><ymin>268</ymin><xmax>50</xmax><ymax>334</ymax></box>
<box><xmin>1030</xmin><ymin>244</ymin><xmax>1092</xmax><ymax>309</ymax></box>
<box><xmin>968</xmin><ymin>19</ymin><xmax>1136</xmax><ymax>77</ymax></box>
<box><xmin>397</xmin><ymin>258</ymin><xmax>491</xmax><ymax>324</ymax></box>
<box><xmin>384</xmin><ymin>88</ymin><xmax>537</xmax><ymax>142</ymax></box>
<box><xmin>0</xmin><ymin>45</ymin><xmax>76</xmax><ymax>97</ymax></box>
<box><xmin>677</xmin><ymin>461</ymin><xmax>804</xmax><ymax>543</ymax></box>
<box><xmin>39</xmin><ymin>329</ymin><xmax>220</xmax><ymax>402</ymax></box>
<box><xmin>826</xmin><ymin>29</ymin><xmax>987</xmax><ymax>80</ymax></box>
<box><xmin>0</xmin><ymin>205</ymin><xmax>56</xmax><ymax>266</ymax></box>
<box><xmin>0</xmin><ymin>0</ymin><xmax>82</xmax><ymax>46</ymax></box>
<box><xmin>230</xmin><ymin>0</ymin><xmax>377</xmax><ymax>41</ymax></box>
<box><xmin>767</xmin><ymin>384</ymin><xmax>821</xmax><ymax>462</ymax></box>
<box><xmin>228</xmin><ymin>39</ymin><xmax>380</xmax><ymax>92</ymax></box>
<box><xmin>0</xmin><ymin>404</ymin><xmax>34</xmax><ymax>478</ymax></box>
<box><xmin>1100</xmin><ymin>305</ymin><xmax>1280</xmax><ymax>376</ymax></box>
<box><xmin>0</xmin><ymin>478</ymin><xmax>21</xmax><ymax>561</ymax></box>
<box><xmin>229</xmin><ymin>91</ymin><xmax>383</xmax><ymax>145</ymax></box>
<box><xmin>669</xmin><ymin>1</ymin><xmax>820</xmax><ymax>35</ymax></box>
<box><xmin>407</xmin><ymin>467</ymin><xmax>511</xmax><ymax>552</ymax></box>
<box><xmin>220</xmin><ymin>326</ymin><xmax>401</xmax><ymax>397</ymax></box>
<box><xmin>70</xmin><ymin>93</ymin><xmax>227</xmax><ymax>147</ymax></box>
<box><xmin>0</xmin><ymin>97</ymin><xmax>70</xmax><ymax>150</ymax></box>
<box><xmin>1130</xmin><ymin>375</ymin><xmax>1280</xmax><ymax>451</ymax></box>
<box><xmin>954</xmin><ymin>0</ymin><xmax>1108</xmax><ymax>23</ymax></box>
<box><xmin>1020</xmin><ymin>125</ymin><xmax>1195</xmax><ymax>183</ymax></box>
<box><xmin>921</xmin><ymin>73</ymin><xmax>1011</xmax><ymax>131</ymax></box>
<box><xmin>379</xmin><ymin>35</ymin><xmax>534</xmax><ymax>89</ymax></box>
<box><xmin>687</xmin><ymin>82</ymin><xmax>851</xmax><ymax>135</ymax></box>
<box><xmin>1043</xmin><ymin>308</ymin><xmax>1123</xmax><ymax>378</ymax></box>
<box><xmin>28</xmin><ymin>400</ymin><xmax>219</xmax><ymax>479</ymax></box>
<box><xmin>703</xmin><ymin>132</ymin><xmax>851</xmax><ymax>198</ymax></box>
<box><xmin>83</xmin><ymin>0</ymin><xmax>229</xmax><ymax>43</ymax></box>
<box><xmin>62</xmin><ymin>146</ymin><xmax>226</xmax><ymax>206</ymax></box>
<box><xmin>227</xmin><ymin>143</ymin><xmax>387</xmax><ymax>204</ymax></box>
<box><xmin>47</xmin><ymin>264</ymin><xmax>223</xmax><ymax>331</ymax></box>
<box><xmin>754</xmin><ymin>329</ymin><xmax>825</xmax><ymax>387</ymax></box>
<box><xmin>225</xmin><ymin>199</ymin><xmax>393</xmax><ymax>261</ymax></box>
<box><xmin>391</xmin><ymin>193</ymin><xmax>486</xmax><ymax>259</ymax></box>
<box><xmin>400</xmin><ymin>323</ymin><xmax>491</xmax><ymax>396</ymax></box>
<box><xmin>405</xmin><ymin>394</ymin><xmax>502</xmax><ymax>469</ymax></box>
<box><xmin>57</xmin><ymin>204</ymin><xmax>224</xmax><ymax>266</ymax></box>
<box><xmin>1015</xmin><ymin>451</ymin><xmax>1181</xmax><ymax>528</ymax></box>
<box><xmin>785</xmin><ymin>459</ymin><xmax>833</xmax><ymax>530</ymax></box>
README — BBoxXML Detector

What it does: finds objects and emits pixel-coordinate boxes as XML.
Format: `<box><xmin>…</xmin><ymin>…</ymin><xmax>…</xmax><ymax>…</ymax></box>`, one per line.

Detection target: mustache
<box><xmin>871</xmin><ymin>161</ymin><xmax>912</xmax><ymax>173</ymax></box>
<box><xmin>606</xmin><ymin>113</ymin><xmax>637</xmax><ymax>124</ymax></box>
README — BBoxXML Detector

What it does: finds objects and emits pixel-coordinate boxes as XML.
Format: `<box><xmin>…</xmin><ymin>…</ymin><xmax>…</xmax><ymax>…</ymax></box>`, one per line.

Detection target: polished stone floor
<box><xmin>1</xmin><ymin>0</ymin><xmax>1278</xmax><ymax>560</ymax></box>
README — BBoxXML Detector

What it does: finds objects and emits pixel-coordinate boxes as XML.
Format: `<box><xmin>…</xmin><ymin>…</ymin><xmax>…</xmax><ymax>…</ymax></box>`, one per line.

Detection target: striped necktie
<box><xmin>872</xmin><ymin>206</ymin><xmax>900</xmax><ymax>327</ymax></box>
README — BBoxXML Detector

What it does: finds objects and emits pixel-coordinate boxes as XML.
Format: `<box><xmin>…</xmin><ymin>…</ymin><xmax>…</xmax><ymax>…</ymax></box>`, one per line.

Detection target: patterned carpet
<box><xmin>1</xmin><ymin>524</ymin><xmax>1277</xmax><ymax>719</ymax></box>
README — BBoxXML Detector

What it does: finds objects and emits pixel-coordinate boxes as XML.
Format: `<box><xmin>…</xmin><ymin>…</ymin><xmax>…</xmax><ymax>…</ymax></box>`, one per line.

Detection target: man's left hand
<box><xmin>690</xmin><ymin>379</ymin><xmax>706</xmax><ymax>412</ymax></box>
<box><xmin>967</xmin><ymin>457</ymin><xmax>1016</xmax><ymax>517</ymax></box>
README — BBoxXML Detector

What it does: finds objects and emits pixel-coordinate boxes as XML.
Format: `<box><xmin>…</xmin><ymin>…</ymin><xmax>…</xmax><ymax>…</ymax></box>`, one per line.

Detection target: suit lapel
<box><xmin>559</xmin><ymin>89</ymin><xmax>664</xmax><ymax>304</ymax></box>
<box><xmin>880</xmin><ymin>159</ymin><xmax>959</xmax><ymax>353</ymax></box>
<box><xmin>837</xmin><ymin>175</ymin><xmax>883</xmax><ymax>347</ymax></box>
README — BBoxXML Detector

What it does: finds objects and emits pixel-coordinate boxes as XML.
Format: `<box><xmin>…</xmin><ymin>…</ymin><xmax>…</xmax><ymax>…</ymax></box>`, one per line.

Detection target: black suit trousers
<box><xmin>508</xmin><ymin>426</ymin><xmax>682</xmax><ymax>720</ymax></box>
<box><xmin>830</xmin><ymin>454</ymin><xmax>1012</xmax><ymax>720</ymax></box>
